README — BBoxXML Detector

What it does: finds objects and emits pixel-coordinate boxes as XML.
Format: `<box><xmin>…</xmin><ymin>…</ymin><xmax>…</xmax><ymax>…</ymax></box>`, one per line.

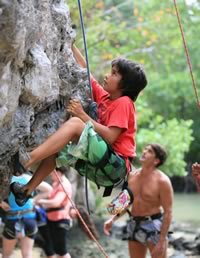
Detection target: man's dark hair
<box><xmin>149</xmin><ymin>143</ymin><xmax>167</xmax><ymax>167</ymax></box>
<box><xmin>112</xmin><ymin>58</ymin><xmax>148</xmax><ymax>101</ymax></box>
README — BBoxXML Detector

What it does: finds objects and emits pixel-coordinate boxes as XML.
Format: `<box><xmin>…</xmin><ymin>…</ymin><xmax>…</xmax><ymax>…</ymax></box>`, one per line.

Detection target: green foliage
<box><xmin>146</xmin><ymin>72</ymin><xmax>196</xmax><ymax>119</ymax></box>
<box><xmin>89</xmin><ymin>181</ymin><xmax>107</xmax><ymax>215</ymax></box>
<box><xmin>137</xmin><ymin>115</ymin><xmax>194</xmax><ymax>177</ymax></box>
<box><xmin>67</xmin><ymin>0</ymin><xmax>200</xmax><ymax>176</ymax></box>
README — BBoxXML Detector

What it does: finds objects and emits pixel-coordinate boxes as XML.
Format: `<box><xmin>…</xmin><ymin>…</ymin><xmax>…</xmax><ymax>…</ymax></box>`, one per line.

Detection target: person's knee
<box><xmin>67</xmin><ymin>116</ymin><xmax>84</xmax><ymax>126</ymax></box>
<box><xmin>65</xmin><ymin>117</ymin><xmax>85</xmax><ymax>136</ymax></box>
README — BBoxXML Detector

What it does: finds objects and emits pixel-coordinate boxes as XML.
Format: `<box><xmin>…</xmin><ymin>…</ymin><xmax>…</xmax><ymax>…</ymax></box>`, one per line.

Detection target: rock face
<box><xmin>0</xmin><ymin>0</ymin><xmax>90</xmax><ymax>200</ymax></box>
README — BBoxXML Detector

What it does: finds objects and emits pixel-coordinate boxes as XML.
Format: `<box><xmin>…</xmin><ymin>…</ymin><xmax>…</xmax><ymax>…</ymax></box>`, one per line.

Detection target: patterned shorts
<box><xmin>56</xmin><ymin>121</ymin><xmax>127</xmax><ymax>187</ymax></box>
<box><xmin>124</xmin><ymin>215</ymin><xmax>164</xmax><ymax>245</ymax></box>
<box><xmin>3</xmin><ymin>218</ymin><xmax>38</xmax><ymax>240</ymax></box>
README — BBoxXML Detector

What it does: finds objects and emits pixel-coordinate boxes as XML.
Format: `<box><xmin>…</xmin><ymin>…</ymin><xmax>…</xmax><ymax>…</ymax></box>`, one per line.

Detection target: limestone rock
<box><xmin>0</xmin><ymin>0</ymin><xmax>90</xmax><ymax>199</ymax></box>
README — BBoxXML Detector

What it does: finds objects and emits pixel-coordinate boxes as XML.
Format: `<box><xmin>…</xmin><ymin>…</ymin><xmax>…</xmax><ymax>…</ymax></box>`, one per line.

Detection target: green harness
<box><xmin>56</xmin><ymin>121</ymin><xmax>127</xmax><ymax>196</ymax></box>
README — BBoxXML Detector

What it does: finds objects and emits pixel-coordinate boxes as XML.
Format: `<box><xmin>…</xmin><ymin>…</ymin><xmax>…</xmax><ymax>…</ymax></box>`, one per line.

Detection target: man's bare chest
<box><xmin>129</xmin><ymin>176</ymin><xmax>160</xmax><ymax>202</ymax></box>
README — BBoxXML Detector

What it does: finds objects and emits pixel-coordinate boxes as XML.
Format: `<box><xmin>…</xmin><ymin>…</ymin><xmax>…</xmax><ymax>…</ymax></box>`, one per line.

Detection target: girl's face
<box><xmin>103</xmin><ymin>65</ymin><xmax>123</xmax><ymax>98</ymax></box>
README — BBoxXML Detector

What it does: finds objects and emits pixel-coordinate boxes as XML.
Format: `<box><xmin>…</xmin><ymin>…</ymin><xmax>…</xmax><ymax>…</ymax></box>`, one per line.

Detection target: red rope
<box><xmin>54</xmin><ymin>170</ymin><xmax>109</xmax><ymax>258</ymax></box>
<box><xmin>173</xmin><ymin>0</ymin><xmax>200</xmax><ymax>110</ymax></box>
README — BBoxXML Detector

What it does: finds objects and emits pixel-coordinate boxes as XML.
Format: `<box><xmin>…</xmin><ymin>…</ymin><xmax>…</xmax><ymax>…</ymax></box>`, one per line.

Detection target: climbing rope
<box><xmin>77</xmin><ymin>0</ymin><xmax>98</xmax><ymax>121</ymax></box>
<box><xmin>54</xmin><ymin>170</ymin><xmax>109</xmax><ymax>258</ymax></box>
<box><xmin>76</xmin><ymin>0</ymin><xmax>99</xmax><ymax>215</ymax></box>
<box><xmin>77</xmin><ymin>0</ymin><xmax>92</xmax><ymax>99</ymax></box>
<box><xmin>173</xmin><ymin>0</ymin><xmax>200</xmax><ymax>110</ymax></box>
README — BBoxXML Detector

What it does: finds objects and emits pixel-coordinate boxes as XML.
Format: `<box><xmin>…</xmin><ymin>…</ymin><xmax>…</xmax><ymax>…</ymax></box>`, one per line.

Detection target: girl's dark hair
<box><xmin>149</xmin><ymin>143</ymin><xmax>167</xmax><ymax>167</ymax></box>
<box><xmin>112</xmin><ymin>58</ymin><xmax>148</xmax><ymax>101</ymax></box>
<box><xmin>55</xmin><ymin>166</ymin><xmax>69</xmax><ymax>175</ymax></box>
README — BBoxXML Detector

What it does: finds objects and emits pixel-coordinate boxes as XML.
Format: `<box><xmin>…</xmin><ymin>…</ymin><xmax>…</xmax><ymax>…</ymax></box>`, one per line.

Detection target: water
<box><xmin>173</xmin><ymin>193</ymin><xmax>200</xmax><ymax>226</ymax></box>
<box><xmin>100</xmin><ymin>190</ymin><xmax>200</xmax><ymax>226</ymax></box>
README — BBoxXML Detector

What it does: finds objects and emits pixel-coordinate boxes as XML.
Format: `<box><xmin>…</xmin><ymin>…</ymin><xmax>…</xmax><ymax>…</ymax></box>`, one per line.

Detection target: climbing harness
<box><xmin>123</xmin><ymin>213</ymin><xmax>164</xmax><ymax>244</ymax></box>
<box><xmin>56</xmin><ymin>121</ymin><xmax>130</xmax><ymax>210</ymax></box>
<box><xmin>173</xmin><ymin>0</ymin><xmax>200</xmax><ymax>110</ymax></box>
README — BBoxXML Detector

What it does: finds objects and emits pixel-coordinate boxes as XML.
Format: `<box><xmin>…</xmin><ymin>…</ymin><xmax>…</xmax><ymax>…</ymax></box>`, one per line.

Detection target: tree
<box><xmin>136</xmin><ymin>100</ymin><xmax>194</xmax><ymax>177</ymax></box>
<box><xmin>68</xmin><ymin>0</ymin><xmax>199</xmax><ymax>176</ymax></box>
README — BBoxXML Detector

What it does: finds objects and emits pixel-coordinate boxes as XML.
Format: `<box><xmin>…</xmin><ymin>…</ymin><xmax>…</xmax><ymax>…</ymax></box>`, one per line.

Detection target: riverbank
<box><xmin>10</xmin><ymin>218</ymin><xmax>200</xmax><ymax>258</ymax></box>
<box><xmin>1</xmin><ymin>217</ymin><xmax>199</xmax><ymax>258</ymax></box>
<box><xmin>1</xmin><ymin>193</ymin><xmax>200</xmax><ymax>257</ymax></box>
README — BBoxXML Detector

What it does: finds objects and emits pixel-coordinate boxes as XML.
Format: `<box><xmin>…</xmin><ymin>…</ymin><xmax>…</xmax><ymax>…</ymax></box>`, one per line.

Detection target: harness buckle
<box><xmin>6</xmin><ymin>208</ymin><xmax>33</xmax><ymax>218</ymax></box>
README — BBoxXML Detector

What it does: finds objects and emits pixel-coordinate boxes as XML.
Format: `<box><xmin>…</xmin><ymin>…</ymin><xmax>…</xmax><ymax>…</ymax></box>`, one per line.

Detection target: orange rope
<box><xmin>54</xmin><ymin>170</ymin><xmax>109</xmax><ymax>258</ymax></box>
<box><xmin>173</xmin><ymin>0</ymin><xmax>200</xmax><ymax>110</ymax></box>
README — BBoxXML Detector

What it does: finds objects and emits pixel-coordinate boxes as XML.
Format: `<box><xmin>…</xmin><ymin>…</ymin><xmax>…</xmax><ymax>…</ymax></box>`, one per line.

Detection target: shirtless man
<box><xmin>192</xmin><ymin>162</ymin><xmax>200</xmax><ymax>192</ymax></box>
<box><xmin>104</xmin><ymin>143</ymin><xmax>173</xmax><ymax>258</ymax></box>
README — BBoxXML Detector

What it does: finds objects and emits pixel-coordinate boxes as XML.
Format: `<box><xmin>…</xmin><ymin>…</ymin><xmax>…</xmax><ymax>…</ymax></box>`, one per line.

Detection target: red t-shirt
<box><xmin>92</xmin><ymin>78</ymin><xmax>137</xmax><ymax>159</ymax></box>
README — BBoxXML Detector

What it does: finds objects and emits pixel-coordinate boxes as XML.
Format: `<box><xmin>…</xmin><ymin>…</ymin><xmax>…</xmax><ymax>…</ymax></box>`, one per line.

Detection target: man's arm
<box><xmin>104</xmin><ymin>210</ymin><xmax>129</xmax><ymax>236</ymax></box>
<box><xmin>159</xmin><ymin>177</ymin><xmax>173</xmax><ymax>242</ymax></box>
<box><xmin>152</xmin><ymin>176</ymin><xmax>173</xmax><ymax>258</ymax></box>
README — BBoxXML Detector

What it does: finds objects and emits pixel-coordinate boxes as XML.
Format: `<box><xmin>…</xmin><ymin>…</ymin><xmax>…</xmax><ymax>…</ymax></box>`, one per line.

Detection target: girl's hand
<box><xmin>67</xmin><ymin>99</ymin><xmax>85</xmax><ymax>118</ymax></box>
<box><xmin>0</xmin><ymin>201</ymin><xmax>10</xmax><ymax>211</ymax></box>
